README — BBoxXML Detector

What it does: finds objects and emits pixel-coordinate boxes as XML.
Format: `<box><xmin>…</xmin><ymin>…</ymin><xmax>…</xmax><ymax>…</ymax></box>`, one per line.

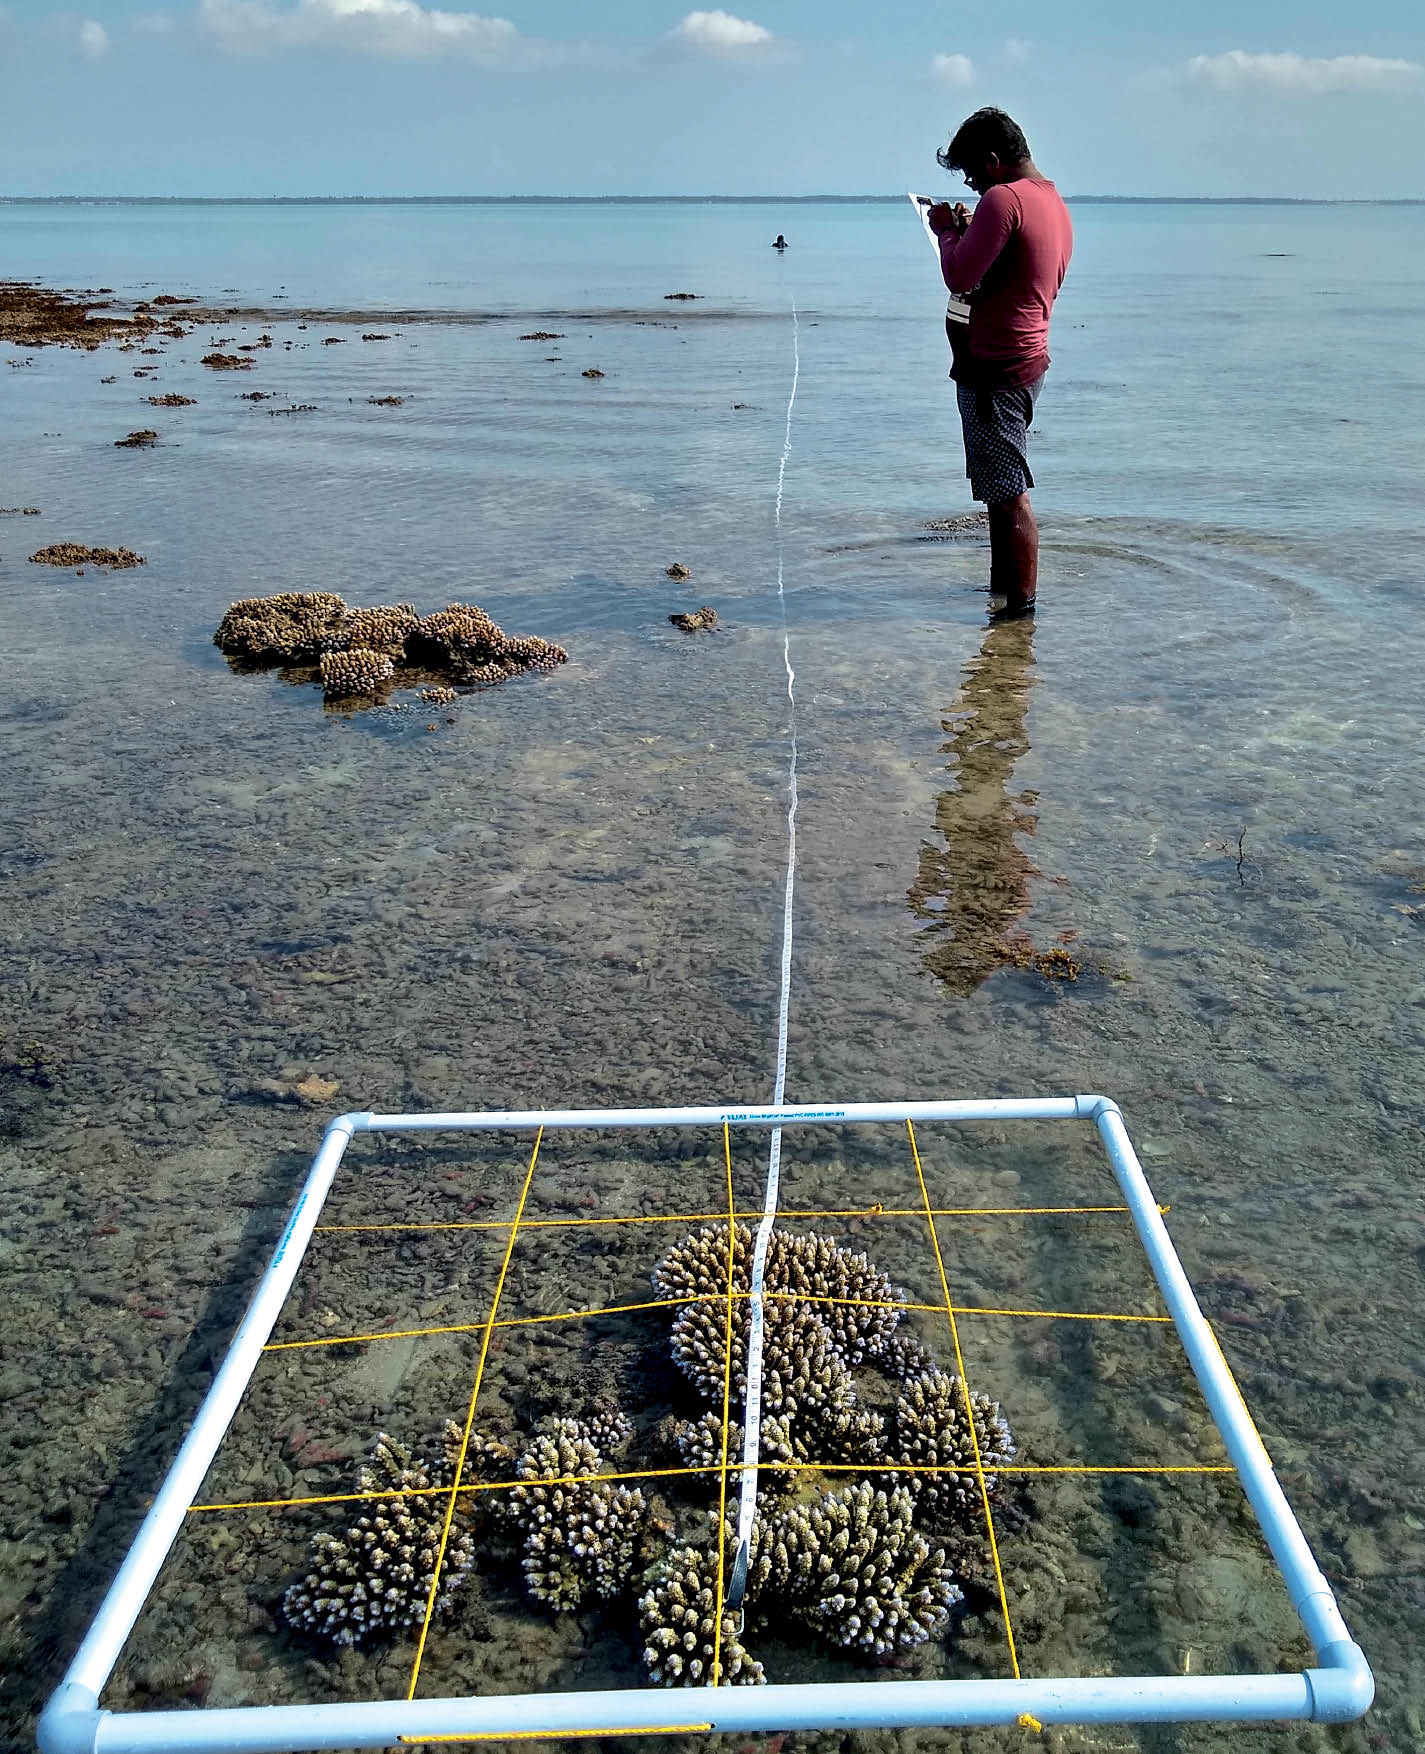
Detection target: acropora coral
<box><xmin>319</xmin><ymin>647</ymin><xmax>396</xmax><ymax>700</ymax></box>
<box><xmin>212</xmin><ymin>591</ymin><xmax>568</xmax><ymax>710</ymax></box>
<box><xmin>281</xmin><ymin>1431</ymin><xmax>475</xmax><ymax>1647</ymax></box>
<box><xmin>881</xmin><ymin>1368</ymin><xmax>1016</xmax><ymax>1530</ymax></box>
<box><xmin>496</xmin><ymin>1416</ymin><xmax>647</xmax><ymax>1613</ymax></box>
<box><xmin>639</xmin><ymin>1532</ymin><xmax>764</xmax><ymax>1686</ymax></box>
<box><xmin>278</xmin><ymin>1225</ymin><xmax>1017</xmax><ymax>1688</ymax></box>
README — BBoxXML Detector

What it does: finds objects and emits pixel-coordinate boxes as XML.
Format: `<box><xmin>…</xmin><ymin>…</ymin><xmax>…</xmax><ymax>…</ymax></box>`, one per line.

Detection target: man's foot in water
<box><xmin>989</xmin><ymin>596</ymin><xmax>1036</xmax><ymax>621</ymax></box>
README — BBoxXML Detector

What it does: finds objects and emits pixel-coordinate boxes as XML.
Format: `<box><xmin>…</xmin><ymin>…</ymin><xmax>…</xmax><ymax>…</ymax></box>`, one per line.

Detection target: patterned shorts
<box><xmin>956</xmin><ymin>375</ymin><xmax>1044</xmax><ymax>505</ymax></box>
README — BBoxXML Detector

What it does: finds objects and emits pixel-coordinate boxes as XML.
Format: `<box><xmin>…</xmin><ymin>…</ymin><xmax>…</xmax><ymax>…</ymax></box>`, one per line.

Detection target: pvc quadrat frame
<box><xmin>38</xmin><ymin>1094</ymin><xmax>1373</xmax><ymax>1753</ymax></box>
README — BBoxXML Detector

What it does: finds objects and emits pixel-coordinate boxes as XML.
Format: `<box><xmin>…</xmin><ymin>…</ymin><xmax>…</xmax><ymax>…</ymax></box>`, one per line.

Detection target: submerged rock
<box><xmin>30</xmin><ymin>542</ymin><xmax>144</xmax><ymax>568</ymax></box>
<box><xmin>669</xmin><ymin>606</ymin><xmax>717</xmax><ymax>633</ymax></box>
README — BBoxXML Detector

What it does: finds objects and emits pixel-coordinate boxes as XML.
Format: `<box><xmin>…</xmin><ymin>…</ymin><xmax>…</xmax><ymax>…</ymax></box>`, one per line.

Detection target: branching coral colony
<box><xmin>213</xmin><ymin>591</ymin><xmax>568</xmax><ymax>707</ymax></box>
<box><xmin>282</xmin><ymin>1225</ymin><xmax>1018</xmax><ymax>1685</ymax></box>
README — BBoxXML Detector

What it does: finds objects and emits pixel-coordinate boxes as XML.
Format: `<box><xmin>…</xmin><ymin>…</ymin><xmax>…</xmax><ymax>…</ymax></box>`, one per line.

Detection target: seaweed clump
<box><xmin>212</xmin><ymin>591</ymin><xmax>568</xmax><ymax>711</ymax></box>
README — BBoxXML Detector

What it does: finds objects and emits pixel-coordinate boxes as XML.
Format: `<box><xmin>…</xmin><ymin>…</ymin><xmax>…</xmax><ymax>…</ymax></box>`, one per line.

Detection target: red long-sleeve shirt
<box><xmin>938</xmin><ymin>177</ymin><xmax>1073</xmax><ymax>389</ymax></box>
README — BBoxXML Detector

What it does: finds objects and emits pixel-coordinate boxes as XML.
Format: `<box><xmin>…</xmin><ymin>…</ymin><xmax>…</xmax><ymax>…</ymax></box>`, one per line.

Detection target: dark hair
<box><xmin>937</xmin><ymin>107</ymin><xmax>1031</xmax><ymax>174</ymax></box>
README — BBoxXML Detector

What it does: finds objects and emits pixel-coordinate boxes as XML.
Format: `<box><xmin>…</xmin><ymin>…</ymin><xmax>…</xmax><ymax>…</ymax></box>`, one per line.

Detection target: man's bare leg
<box><xmin>987</xmin><ymin>491</ymin><xmax>1038</xmax><ymax>614</ymax></box>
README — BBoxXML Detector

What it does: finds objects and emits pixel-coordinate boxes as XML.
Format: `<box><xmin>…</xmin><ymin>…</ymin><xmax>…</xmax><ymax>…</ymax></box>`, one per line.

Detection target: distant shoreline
<box><xmin>2</xmin><ymin>194</ymin><xmax>1423</xmax><ymax>207</ymax></box>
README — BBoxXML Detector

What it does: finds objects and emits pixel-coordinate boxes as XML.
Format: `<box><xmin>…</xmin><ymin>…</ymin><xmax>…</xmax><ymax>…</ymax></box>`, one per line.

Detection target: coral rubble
<box><xmin>0</xmin><ymin>280</ymin><xmax>186</xmax><ymax>350</ymax></box>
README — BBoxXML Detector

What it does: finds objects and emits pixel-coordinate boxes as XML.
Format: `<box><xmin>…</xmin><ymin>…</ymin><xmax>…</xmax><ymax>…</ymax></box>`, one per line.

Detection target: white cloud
<box><xmin>674</xmin><ymin>10</ymin><xmax>772</xmax><ymax>54</ymax></box>
<box><xmin>930</xmin><ymin>52</ymin><xmax>973</xmax><ymax>88</ymax></box>
<box><xmin>133</xmin><ymin>10</ymin><xmax>176</xmax><ymax>31</ymax></box>
<box><xmin>1003</xmin><ymin>38</ymin><xmax>1031</xmax><ymax>63</ymax></box>
<box><xmin>1185</xmin><ymin>50</ymin><xmax>1423</xmax><ymax>96</ymax></box>
<box><xmin>201</xmin><ymin>0</ymin><xmax>528</xmax><ymax>63</ymax></box>
<box><xmin>79</xmin><ymin>19</ymin><xmax>109</xmax><ymax>56</ymax></box>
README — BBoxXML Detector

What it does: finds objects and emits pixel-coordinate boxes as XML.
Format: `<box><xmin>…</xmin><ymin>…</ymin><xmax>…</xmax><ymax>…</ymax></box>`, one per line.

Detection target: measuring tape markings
<box><xmin>728</xmin><ymin>295</ymin><xmax>801</xmax><ymax>1607</ymax></box>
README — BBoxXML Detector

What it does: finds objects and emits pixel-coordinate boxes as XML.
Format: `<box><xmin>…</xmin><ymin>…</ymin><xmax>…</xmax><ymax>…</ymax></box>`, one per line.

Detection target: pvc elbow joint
<box><xmin>36</xmin><ymin>1683</ymin><xmax>100</xmax><ymax>1754</ymax></box>
<box><xmin>1306</xmin><ymin>1642</ymin><xmax>1375</xmax><ymax>1722</ymax></box>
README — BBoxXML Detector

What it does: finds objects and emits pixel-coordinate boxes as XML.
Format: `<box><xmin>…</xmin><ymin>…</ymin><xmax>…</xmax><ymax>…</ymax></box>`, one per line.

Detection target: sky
<box><xmin>1</xmin><ymin>1</ymin><xmax>1423</xmax><ymax>198</ymax></box>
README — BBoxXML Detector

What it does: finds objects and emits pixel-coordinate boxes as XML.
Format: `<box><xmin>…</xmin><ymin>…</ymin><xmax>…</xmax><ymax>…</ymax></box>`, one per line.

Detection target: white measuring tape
<box><xmin>727</xmin><ymin>297</ymin><xmax>800</xmax><ymax>1609</ymax></box>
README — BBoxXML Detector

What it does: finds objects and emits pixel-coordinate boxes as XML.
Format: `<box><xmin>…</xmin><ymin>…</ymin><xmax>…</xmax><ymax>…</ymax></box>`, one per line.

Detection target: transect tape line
<box><xmin>729</xmin><ymin>293</ymin><xmax>801</xmax><ymax>1607</ymax></box>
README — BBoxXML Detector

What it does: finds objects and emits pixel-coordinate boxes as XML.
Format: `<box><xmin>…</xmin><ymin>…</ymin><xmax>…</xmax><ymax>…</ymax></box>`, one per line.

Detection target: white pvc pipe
<box><xmin>353</xmin><ymin>1096</ymin><xmax>1088</xmax><ymax>1132</ymax></box>
<box><xmin>1091</xmin><ymin>1100</ymin><xmax>1371</xmax><ymax>1720</ymax></box>
<box><xmin>51</xmin><ymin>1670</ymin><xmax>1329</xmax><ymax>1753</ymax></box>
<box><xmin>54</xmin><ymin>1116</ymin><xmax>357</xmax><ymax>1704</ymax></box>
<box><xmin>37</xmin><ymin>1095</ymin><xmax>1372</xmax><ymax>1754</ymax></box>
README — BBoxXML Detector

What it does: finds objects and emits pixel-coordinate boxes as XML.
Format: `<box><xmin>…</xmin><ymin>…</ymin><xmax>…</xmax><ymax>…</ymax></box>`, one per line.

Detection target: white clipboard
<box><xmin>908</xmin><ymin>192</ymin><xmax>971</xmax><ymax>326</ymax></box>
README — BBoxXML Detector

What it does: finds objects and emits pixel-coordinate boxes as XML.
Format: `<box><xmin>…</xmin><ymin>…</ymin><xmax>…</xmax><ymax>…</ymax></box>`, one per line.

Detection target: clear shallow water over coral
<box><xmin>1</xmin><ymin>199</ymin><xmax>1423</xmax><ymax>1753</ymax></box>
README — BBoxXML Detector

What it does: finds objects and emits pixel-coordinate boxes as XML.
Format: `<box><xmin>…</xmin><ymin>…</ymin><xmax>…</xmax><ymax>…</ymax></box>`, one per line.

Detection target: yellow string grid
<box><xmin>164</xmin><ymin>1119</ymin><xmax>1255</xmax><ymax>1737</ymax></box>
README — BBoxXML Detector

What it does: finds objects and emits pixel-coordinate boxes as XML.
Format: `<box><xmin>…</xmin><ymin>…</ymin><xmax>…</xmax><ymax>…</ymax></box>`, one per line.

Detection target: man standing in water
<box><xmin>927</xmin><ymin>108</ymin><xmax>1073</xmax><ymax>619</ymax></box>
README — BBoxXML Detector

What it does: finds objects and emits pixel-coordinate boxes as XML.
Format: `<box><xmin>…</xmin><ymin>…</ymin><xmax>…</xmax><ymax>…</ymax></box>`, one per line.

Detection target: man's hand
<box><xmin>927</xmin><ymin>201</ymin><xmax>971</xmax><ymax>237</ymax></box>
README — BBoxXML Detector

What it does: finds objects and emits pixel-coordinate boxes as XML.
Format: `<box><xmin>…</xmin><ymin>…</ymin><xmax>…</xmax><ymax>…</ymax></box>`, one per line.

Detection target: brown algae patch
<box><xmin>114</xmin><ymin>430</ymin><xmax>159</xmax><ymax>448</ymax></box>
<box><xmin>0</xmin><ymin>280</ymin><xmax>188</xmax><ymax>350</ymax></box>
<box><xmin>146</xmin><ymin>394</ymin><xmax>196</xmax><ymax>407</ymax></box>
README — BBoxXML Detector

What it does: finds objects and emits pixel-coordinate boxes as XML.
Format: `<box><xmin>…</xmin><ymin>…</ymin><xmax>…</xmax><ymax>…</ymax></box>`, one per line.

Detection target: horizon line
<box><xmin>3</xmin><ymin>193</ymin><xmax>1424</xmax><ymax>207</ymax></box>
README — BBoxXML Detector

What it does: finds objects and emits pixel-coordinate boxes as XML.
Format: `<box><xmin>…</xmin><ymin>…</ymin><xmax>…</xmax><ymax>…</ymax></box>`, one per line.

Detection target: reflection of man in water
<box><xmin>925</xmin><ymin>108</ymin><xmax>1073</xmax><ymax>621</ymax></box>
<box><xmin>908</xmin><ymin>617</ymin><xmax>1037</xmax><ymax>993</ymax></box>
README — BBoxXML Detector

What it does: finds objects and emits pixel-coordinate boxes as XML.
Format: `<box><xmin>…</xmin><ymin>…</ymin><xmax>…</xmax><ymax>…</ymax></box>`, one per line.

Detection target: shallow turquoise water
<box><xmin>1</xmin><ymin>200</ymin><xmax>1422</xmax><ymax>1752</ymax></box>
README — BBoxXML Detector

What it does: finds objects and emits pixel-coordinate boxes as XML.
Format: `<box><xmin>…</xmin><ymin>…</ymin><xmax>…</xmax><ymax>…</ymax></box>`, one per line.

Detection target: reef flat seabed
<box><xmin>1</xmin><ymin>245</ymin><xmax>1422</xmax><ymax>1754</ymax></box>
